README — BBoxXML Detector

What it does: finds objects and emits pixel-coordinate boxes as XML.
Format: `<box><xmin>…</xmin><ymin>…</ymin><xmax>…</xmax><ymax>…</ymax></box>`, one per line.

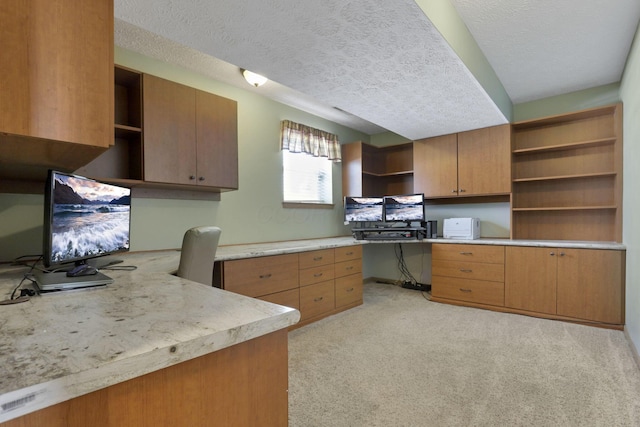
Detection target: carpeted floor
<box><xmin>288</xmin><ymin>282</ymin><xmax>640</xmax><ymax>427</ymax></box>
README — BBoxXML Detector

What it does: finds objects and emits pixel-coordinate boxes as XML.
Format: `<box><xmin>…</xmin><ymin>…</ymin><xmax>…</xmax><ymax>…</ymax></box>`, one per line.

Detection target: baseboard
<box><xmin>624</xmin><ymin>327</ymin><xmax>640</xmax><ymax>371</ymax></box>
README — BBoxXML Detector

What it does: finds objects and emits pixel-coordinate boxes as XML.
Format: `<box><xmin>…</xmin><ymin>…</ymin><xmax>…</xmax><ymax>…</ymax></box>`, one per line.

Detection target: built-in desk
<box><xmin>0</xmin><ymin>252</ymin><xmax>299</xmax><ymax>426</ymax></box>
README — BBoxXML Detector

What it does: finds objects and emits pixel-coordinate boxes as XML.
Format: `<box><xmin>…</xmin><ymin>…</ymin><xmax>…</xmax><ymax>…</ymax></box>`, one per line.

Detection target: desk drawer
<box><xmin>223</xmin><ymin>254</ymin><xmax>299</xmax><ymax>297</ymax></box>
<box><xmin>433</xmin><ymin>244</ymin><xmax>504</xmax><ymax>264</ymax></box>
<box><xmin>335</xmin><ymin>259</ymin><xmax>362</xmax><ymax>278</ymax></box>
<box><xmin>432</xmin><ymin>259</ymin><xmax>504</xmax><ymax>282</ymax></box>
<box><xmin>335</xmin><ymin>245</ymin><xmax>362</xmax><ymax>263</ymax></box>
<box><xmin>299</xmin><ymin>249</ymin><xmax>334</xmax><ymax>269</ymax></box>
<box><xmin>257</xmin><ymin>288</ymin><xmax>300</xmax><ymax>311</ymax></box>
<box><xmin>300</xmin><ymin>263</ymin><xmax>335</xmax><ymax>286</ymax></box>
<box><xmin>335</xmin><ymin>274</ymin><xmax>362</xmax><ymax>308</ymax></box>
<box><xmin>300</xmin><ymin>280</ymin><xmax>335</xmax><ymax>320</ymax></box>
<box><xmin>432</xmin><ymin>276</ymin><xmax>504</xmax><ymax>306</ymax></box>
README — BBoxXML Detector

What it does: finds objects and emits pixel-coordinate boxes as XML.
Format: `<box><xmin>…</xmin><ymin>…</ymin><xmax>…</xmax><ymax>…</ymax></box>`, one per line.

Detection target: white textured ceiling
<box><xmin>114</xmin><ymin>0</ymin><xmax>640</xmax><ymax>139</ymax></box>
<box><xmin>450</xmin><ymin>0</ymin><xmax>640</xmax><ymax>104</ymax></box>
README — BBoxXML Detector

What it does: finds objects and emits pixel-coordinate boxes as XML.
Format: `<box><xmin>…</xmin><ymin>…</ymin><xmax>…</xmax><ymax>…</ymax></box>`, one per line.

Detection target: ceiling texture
<box><xmin>114</xmin><ymin>0</ymin><xmax>640</xmax><ymax>140</ymax></box>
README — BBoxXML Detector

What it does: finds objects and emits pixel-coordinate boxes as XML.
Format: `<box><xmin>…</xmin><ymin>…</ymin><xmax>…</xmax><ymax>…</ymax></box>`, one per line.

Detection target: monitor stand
<box><xmin>33</xmin><ymin>270</ymin><xmax>114</xmax><ymax>292</ymax></box>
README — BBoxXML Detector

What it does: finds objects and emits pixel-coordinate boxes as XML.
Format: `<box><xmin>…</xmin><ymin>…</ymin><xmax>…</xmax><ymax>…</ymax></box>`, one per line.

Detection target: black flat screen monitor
<box><xmin>383</xmin><ymin>194</ymin><xmax>425</xmax><ymax>223</ymax></box>
<box><xmin>344</xmin><ymin>197</ymin><xmax>384</xmax><ymax>222</ymax></box>
<box><xmin>37</xmin><ymin>170</ymin><xmax>131</xmax><ymax>291</ymax></box>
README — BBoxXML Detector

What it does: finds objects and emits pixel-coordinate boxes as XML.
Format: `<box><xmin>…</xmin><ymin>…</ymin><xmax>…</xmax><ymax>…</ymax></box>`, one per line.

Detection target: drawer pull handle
<box><xmin>314</xmin><ymin>296</ymin><xmax>324</xmax><ymax>302</ymax></box>
<box><xmin>346</xmin><ymin>266</ymin><xmax>354</xmax><ymax>270</ymax></box>
<box><xmin>459</xmin><ymin>288</ymin><xmax>472</xmax><ymax>293</ymax></box>
<box><xmin>451</xmin><ymin>189</ymin><xmax>457</xmax><ymax>193</ymax></box>
<box><xmin>459</xmin><ymin>269</ymin><xmax>473</xmax><ymax>273</ymax></box>
<box><xmin>559</xmin><ymin>252</ymin><xmax>565</xmax><ymax>257</ymax></box>
<box><xmin>550</xmin><ymin>252</ymin><xmax>555</xmax><ymax>256</ymax></box>
<box><xmin>346</xmin><ymin>251</ymin><xmax>354</xmax><ymax>255</ymax></box>
<box><xmin>259</xmin><ymin>273</ymin><xmax>272</xmax><ymax>279</ymax></box>
<box><xmin>346</xmin><ymin>287</ymin><xmax>354</xmax><ymax>292</ymax></box>
<box><xmin>313</xmin><ymin>256</ymin><xmax>323</xmax><ymax>261</ymax></box>
<box><xmin>459</xmin><ymin>252</ymin><xmax>473</xmax><ymax>255</ymax></box>
<box><xmin>313</xmin><ymin>273</ymin><xmax>324</xmax><ymax>277</ymax></box>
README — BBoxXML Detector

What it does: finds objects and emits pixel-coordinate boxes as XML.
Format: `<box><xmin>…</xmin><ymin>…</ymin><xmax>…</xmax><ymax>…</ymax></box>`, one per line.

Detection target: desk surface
<box><xmin>0</xmin><ymin>255</ymin><xmax>299</xmax><ymax>423</ymax></box>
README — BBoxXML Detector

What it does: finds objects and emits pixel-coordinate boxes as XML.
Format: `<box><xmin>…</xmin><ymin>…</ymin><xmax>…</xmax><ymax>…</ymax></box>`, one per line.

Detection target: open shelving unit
<box><xmin>342</xmin><ymin>141</ymin><xmax>413</xmax><ymax>197</ymax></box>
<box><xmin>511</xmin><ymin>103</ymin><xmax>622</xmax><ymax>242</ymax></box>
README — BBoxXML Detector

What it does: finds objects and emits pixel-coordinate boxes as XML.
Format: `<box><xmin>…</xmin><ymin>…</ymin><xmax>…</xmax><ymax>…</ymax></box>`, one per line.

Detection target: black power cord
<box><xmin>0</xmin><ymin>255</ymin><xmax>42</xmax><ymax>305</ymax></box>
<box><xmin>394</xmin><ymin>243</ymin><xmax>431</xmax><ymax>292</ymax></box>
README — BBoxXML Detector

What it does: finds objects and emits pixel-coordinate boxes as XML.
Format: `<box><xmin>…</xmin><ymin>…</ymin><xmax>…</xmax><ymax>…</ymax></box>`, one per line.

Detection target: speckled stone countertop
<box><xmin>419</xmin><ymin>237</ymin><xmax>626</xmax><ymax>250</ymax></box>
<box><xmin>0</xmin><ymin>256</ymin><xmax>300</xmax><ymax>422</ymax></box>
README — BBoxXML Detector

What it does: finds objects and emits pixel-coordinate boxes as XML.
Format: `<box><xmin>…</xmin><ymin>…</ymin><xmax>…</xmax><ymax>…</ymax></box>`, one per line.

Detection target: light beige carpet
<box><xmin>288</xmin><ymin>282</ymin><xmax>640</xmax><ymax>427</ymax></box>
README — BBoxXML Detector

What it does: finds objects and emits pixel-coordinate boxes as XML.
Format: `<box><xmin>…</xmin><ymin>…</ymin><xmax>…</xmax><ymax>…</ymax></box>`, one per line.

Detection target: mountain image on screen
<box><xmin>344</xmin><ymin>197</ymin><xmax>384</xmax><ymax>222</ymax></box>
<box><xmin>384</xmin><ymin>195</ymin><xmax>424</xmax><ymax>222</ymax></box>
<box><xmin>51</xmin><ymin>177</ymin><xmax>131</xmax><ymax>264</ymax></box>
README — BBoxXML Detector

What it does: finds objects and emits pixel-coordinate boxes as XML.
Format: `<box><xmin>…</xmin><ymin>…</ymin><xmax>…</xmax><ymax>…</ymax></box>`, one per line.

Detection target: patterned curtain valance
<box><xmin>280</xmin><ymin>120</ymin><xmax>341</xmax><ymax>162</ymax></box>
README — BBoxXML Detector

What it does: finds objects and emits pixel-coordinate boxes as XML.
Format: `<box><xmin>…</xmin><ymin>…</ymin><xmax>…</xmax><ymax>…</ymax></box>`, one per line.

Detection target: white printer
<box><xmin>443</xmin><ymin>218</ymin><xmax>480</xmax><ymax>239</ymax></box>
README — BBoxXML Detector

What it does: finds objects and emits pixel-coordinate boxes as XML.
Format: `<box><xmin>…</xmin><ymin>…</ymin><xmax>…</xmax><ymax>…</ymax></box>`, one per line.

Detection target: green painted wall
<box><xmin>0</xmin><ymin>47</ymin><xmax>370</xmax><ymax>262</ymax></box>
<box><xmin>620</xmin><ymin>22</ymin><xmax>640</xmax><ymax>361</ymax></box>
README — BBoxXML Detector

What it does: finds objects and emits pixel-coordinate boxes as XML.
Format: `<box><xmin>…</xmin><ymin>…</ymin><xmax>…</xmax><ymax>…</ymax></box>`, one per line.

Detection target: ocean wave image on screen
<box><xmin>51</xmin><ymin>204</ymin><xmax>130</xmax><ymax>262</ymax></box>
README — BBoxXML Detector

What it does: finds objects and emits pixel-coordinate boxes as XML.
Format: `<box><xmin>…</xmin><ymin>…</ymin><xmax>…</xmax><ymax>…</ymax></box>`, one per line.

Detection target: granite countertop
<box><xmin>419</xmin><ymin>237</ymin><xmax>626</xmax><ymax>250</ymax></box>
<box><xmin>0</xmin><ymin>261</ymin><xmax>300</xmax><ymax>423</ymax></box>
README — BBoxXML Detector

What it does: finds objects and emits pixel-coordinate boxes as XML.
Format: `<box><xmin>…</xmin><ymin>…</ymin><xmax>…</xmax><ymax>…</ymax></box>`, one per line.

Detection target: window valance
<box><xmin>280</xmin><ymin>120</ymin><xmax>341</xmax><ymax>162</ymax></box>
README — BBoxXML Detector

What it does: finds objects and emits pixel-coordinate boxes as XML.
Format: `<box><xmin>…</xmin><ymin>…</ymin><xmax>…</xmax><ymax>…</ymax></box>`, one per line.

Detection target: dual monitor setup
<box><xmin>344</xmin><ymin>194</ymin><xmax>436</xmax><ymax>240</ymax></box>
<box><xmin>33</xmin><ymin>170</ymin><xmax>132</xmax><ymax>292</ymax></box>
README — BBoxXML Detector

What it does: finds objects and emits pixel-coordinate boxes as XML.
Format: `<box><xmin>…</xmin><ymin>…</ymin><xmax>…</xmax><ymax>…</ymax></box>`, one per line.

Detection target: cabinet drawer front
<box><xmin>299</xmin><ymin>249</ymin><xmax>335</xmax><ymax>269</ymax></box>
<box><xmin>300</xmin><ymin>280</ymin><xmax>335</xmax><ymax>320</ymax></box>
<box><xmin>299</xmin><ymin>264</ymin><xmax>335</xmax><ymax>286</ymax></box>
<box><xmin>432</xmin><ymin>276</ymin><xmax>504</xmax><ymax>306</ymax></box>
<box><xmin>224</xmin><ymin>254</ymin><xmax>299</xmax><ymax>297</ymax></box>
<box><xmin>432</xmin><ymin>260</ymin><xmax>504</xmax><ymax>282</ymax></box>
<box><xmin>257</xmin><ymin>289</ymin><xmax>300</xmax><ymax>311</ymax></box>
<box><xmin>335</xmin><ymin>259</ymin><xmax>362</xmax><ymax>278</ymax></box>
<box><xmin>433</xmin><ymin>244</ymin><xmax>504</xmax><ymax>264</ymax></box>
<box><xmin>335</xmin><ymin>275</ymin><xmax>363</xmax><ymax>308</ymax></box>
<box><xmin>335</xmin><ymin>245</ymin><xmax>362</xmax><ymax>263</ymax></box>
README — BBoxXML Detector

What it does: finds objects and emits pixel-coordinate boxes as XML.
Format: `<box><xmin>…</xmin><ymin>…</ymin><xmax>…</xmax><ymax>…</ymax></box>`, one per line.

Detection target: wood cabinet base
<box><xmin>1</xmin><ymin>330</ymin><xmax>289</xmax><ymax>427</ymax></box>
<box><xmin>430</xmin><ymin>296</ymin><xmax>624</xmax><ymax>331</ymax></box>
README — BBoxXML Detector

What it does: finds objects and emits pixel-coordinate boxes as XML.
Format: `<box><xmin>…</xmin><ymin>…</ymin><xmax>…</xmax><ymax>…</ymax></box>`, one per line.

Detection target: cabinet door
<box><xmin>556</xmin><ymin>249</ymin><xmax>624</xmax><ymax>324</ymax></box>
<box><xmin>505</xmin><ymin>246</ymin><xmax>557</xmax><ymax>314</ymax></box>
<box><xmin>341</xmin><ymin>142</ymin><xmax>364</xmax><ymax>197</ymax></box>
<box><xmin>457</xmin><ymin>124</ymin><xmax>511</xmax><ymax>195</ymax></box>
<box><xmin>196</xmin><ymin>90</ymin><xmax>238</xmax><ymax>189</ymax></box>
<box><xmin>0</xmin><ymin>0</ymin><xmax>113</xmax><ymax>147</ymax></box>
<box><xmin>143</xmin><ymin>74</ymin><xmax>197</xmax><ymax>185</ymax></box>
<box><xmin>413</xmin><ymin>134</ymin><xmax>458</xmax><ymax>197</ymax></box>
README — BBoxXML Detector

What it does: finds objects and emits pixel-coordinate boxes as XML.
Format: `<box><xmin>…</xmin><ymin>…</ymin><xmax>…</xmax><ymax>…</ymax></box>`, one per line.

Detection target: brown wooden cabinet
<box><xmin>511</xmin><ymin>104</ymin><xmax>622</xmax><ymax>242</ymax></box>
<box><xmin>505</xmin><ymin>246</ymin><xmax>625</xmax><ymax>325</ymax></box>
<box><xmin>79</xmin><ymin>70</ymin><xmax>238</xmax><ymax>194</ymax></box>
<box><xmin>341</xmin><ymin>141</ymin><xmax>413</xmax><ymax>197</ymax></box>
<box><xmin>143</xmin><ymin>74</ymin><xmax>238</xmax><ymax>190</ymax></box>
<box><xmin>431</xmin><ymin>244</ymin><xmax>505</xmax><ymax>307</ymax></box>
<box><xmin>216</xmin><ymin>245</ymin><xmax>363</xmax><ymax>328</ymax></box>
<box><xmin>413</xmin><ymin>124</ymin><xmax>511</xmax><ymax>198</ymax></box>
<box><xmin>0</xmin><ymin>0</ymin><xmax>114</xmax><ymax>182</ymax></box>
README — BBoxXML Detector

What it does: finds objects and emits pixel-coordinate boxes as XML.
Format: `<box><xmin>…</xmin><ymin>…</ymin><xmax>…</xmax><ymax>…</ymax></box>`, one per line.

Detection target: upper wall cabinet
<box><xmin>511</xmin><ymin>103</ymin><xmax>622</xmax><ymax>242</ymax></box>
<box><xmin>78</xmin><ymin>70</ymin><xmax>238</xmax><ymax>194</ymax></box>
<box><xmin>0</xmin><ymin>0</ymin><xmax>114</xmax><ymax>182</ymax></box>
<box><xmin>413</xmin><ymin>124</ymin><xmax>511</xmax><ymax>198</ymax></box>
<box><xmin>143</xmin><ymin>74</ymin><xmax>238</xmax><ymax>190</ymax></box>
<box><xmin>341</xmin><ymin>141</ymin><xmax>413</xmax><ymax>197</ymax></box>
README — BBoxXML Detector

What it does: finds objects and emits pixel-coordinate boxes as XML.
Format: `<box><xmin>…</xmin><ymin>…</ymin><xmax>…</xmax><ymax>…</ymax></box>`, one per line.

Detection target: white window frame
<box><xmin>282</xmin><ymin>150</ymin><xmax>334</xmax><ymax>207</ymax></box>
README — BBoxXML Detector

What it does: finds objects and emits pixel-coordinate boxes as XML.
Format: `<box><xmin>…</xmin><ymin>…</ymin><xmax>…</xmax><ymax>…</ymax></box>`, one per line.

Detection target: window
<box><xmin>282</xmin><ymin>151</ymin><xmax>333</xmax><ymax>204</ymax></box>
<box><xmin>280</xmin><ymin>120</ymin><xmax>340</xmax><ymax>206</ymax></box>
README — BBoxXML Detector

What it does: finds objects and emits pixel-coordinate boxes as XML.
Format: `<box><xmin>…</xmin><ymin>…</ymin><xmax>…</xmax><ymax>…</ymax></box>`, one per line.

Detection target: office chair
<box><xmin>176</xmin><ymin>226</ymin><xmax>221</xmax><ymax>286</ymax></box>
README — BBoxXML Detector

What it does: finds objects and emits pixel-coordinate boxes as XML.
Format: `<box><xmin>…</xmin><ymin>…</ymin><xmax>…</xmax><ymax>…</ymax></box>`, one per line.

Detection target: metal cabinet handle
<box><xmin>313</xmin><ymin>273</ymin><xmax>324</xmax><ymax>277</ymax></box>
<box><xmin>346</xmin><ymin>287</ymin><xmax>354</xmax><ymax>292</ymax></box>
<box><xmin>459</xmin><ymin>252</ymin><xmax>473</xmax><ymax>255</ymax></box>
<box><xmin>189</xmin><ymin>175</ymin><xmax>196</xmax><ymax>180</ymax></box>
<box><xmin>459</xmin><ymin>288</ymin><xmax>472</xmax><ymax>293</ymax></box>
<box><xmin>259</xmin><ymin>273</ymin><xmax>272</xmax><ymax>279</ymax></box>
<box><xmin>198</xmin><ymin>176</ymin><xmax>205</xmax><ymax>181</ymax></box>
<box><xmin>459</xmin><ymin>189</ymin><xmax>466</xmax><ymax>193</ymax></box>
<box><xmin>550</xmin><ymin>252</ymin><xmax>555</xmax><ymax>256</ymax></box>
<box><xmin>314</xmin><ymin>296</ymin><xmax>324</xmax><ymax>302</ymax></box>
<box><xmin>313</xmin><ymin>256</ymin><xmax>323</xmax><ymax>261</ymax></box>
<box><xmin>559</xmin><ymin>252</ymin><xmax>565</xmax><ymax>257</ymax></box>
<box><xmin>459</xmin><ymin>269</ymin><xmax>472</xmax><ymax>273</ymax></box>
<box><xmin>346</xmin><ymin>266</ymin><xmax>354</xmax><ymax>271</ymax></box>
<box><xmin>346</xmin><ymin>251</ymin><xmax>354</xmax><ymax>255</ymax></box>
<box><xmin>451</xmin><ymin>189</ymin><xmax>457</xmax><ymax>193</ymax></box>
